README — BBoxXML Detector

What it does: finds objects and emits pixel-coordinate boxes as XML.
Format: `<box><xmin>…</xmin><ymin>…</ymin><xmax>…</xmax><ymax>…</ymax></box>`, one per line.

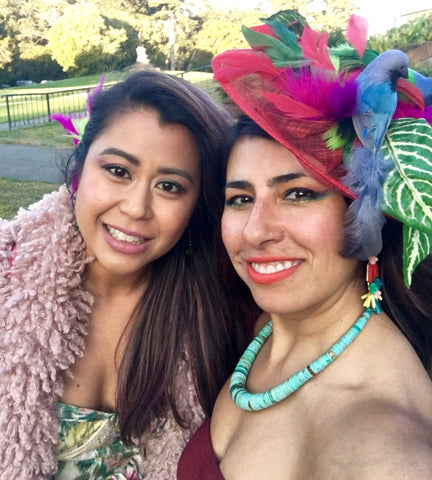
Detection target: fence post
<box><xmin>46</xmin><ymin>93</ymin><xmax>51</xmax><ymax>122</ymax></box>
<box><xmin>5</xmin><ymin>96</ymin><xmax>12</xmax><ymax>131</ymax></box>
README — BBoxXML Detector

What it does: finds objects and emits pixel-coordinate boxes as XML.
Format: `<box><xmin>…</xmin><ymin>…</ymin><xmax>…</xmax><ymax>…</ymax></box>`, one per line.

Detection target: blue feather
<box><xmin>353</xmin><ymin>50</ymin><xmax>409</xmax><ymax>153</ymax></box>
<box><xmin>344</xmin><ymin>50</ymin><xmax>409</xmax><ymax>259</ymax></box>
<box><xmin>411</xmin><ymin>69</ymin><xmax>432</xmax><ymax>106</ymax></box>
<box><xmin>342</xmin><ymin>147</ymin><xmax>392</xmax><ymax>259</ymax></box>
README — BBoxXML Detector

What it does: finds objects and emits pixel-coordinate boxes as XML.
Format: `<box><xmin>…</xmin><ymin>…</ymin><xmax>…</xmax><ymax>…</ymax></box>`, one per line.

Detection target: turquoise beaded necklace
<box><xmin>230</xmin><ymin>308</ymin><xmax>373</xmax><ymax>411</ymax></box>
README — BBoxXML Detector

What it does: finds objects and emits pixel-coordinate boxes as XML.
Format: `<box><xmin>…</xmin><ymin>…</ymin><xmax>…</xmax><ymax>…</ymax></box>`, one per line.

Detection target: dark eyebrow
<box><xmin>225</xmin><ymin>173</ymin><xmax>306</xmax><ymax>190</ymax></box>
<box><xmin>225</xmin><ymin>180</ymin><xmax>253</xmax><ymax>190</ymax></box>
<box><xmin>101</xmin><ymin>147</ymin><xmax>140</xmax><ymax>166</ymax></box>
<box><xmin>267</xmin><ymin>172</ymin><xmax>306</xmax><ymax>187</ymax></box>
<box><xmin>100</xmin><ymin>149</ymin><xmax>195</xmax><ymax>184</ymax></box>
<box><xmin>158</xmin><ymin>167</ymin><xmax>194</xmax><ymax>184</ymax></box>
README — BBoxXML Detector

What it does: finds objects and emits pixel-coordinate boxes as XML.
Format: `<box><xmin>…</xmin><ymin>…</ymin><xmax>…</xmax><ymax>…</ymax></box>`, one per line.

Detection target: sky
<box><xmin>355</xmin><ymin>0</ymin><xmax>432</xmax><ymax>34</ymax></box>
<box><xmin>209</xmin><ymin>0</ymin><xmax>432</xmax><ymax>35</ymax></box>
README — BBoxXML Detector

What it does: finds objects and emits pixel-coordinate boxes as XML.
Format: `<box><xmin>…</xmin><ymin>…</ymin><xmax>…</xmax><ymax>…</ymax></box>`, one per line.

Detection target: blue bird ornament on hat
<box><xmin>212</xmin><ymin>10</ymin><xmax>432</xmax><ymax>289</ymax></box>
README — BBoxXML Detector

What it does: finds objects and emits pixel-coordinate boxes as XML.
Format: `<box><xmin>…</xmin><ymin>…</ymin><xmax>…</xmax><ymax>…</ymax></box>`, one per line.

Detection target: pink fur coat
<box><xmin>0</xmin><ymin>186</ymin><xmax>204</xmax><ymax>479</ymax></box>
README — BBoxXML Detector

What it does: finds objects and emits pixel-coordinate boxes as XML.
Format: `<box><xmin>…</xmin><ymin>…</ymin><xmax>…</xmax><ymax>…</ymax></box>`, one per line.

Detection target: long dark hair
<box><xmin>65</xmin><ymin>71</ymin><xmax>255</xmax><ymax>443</ymax></box>
<box><xmin>220</xmin><ymin>115</ymin><xmax>432</xmax><ymax>377</ymax></box>
<box><xmin>379</xmin><ymin>219</ymin><xmax>432</xmax><ymax>375</ymax></box>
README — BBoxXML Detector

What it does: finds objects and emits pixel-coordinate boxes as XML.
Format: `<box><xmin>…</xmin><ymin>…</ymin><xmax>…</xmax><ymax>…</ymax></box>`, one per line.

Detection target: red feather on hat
<box><xmin>397</xmin><ymin>77</ymin><xmax>425</xmax><ymax>110</ymax></box>
<box><xmin>263</xmin><ymin>91</ymin><xmax>324</xmax><ymax>119</ymax></box>
<box><xmin>212</xmin><ymin>50</ymin><xmax>280</xmax><ymax>83</ymax></box>
<box><xmin>300</xmin><ymin>26</ymin><xmax>334</xmax><ymax>71</ymax></box>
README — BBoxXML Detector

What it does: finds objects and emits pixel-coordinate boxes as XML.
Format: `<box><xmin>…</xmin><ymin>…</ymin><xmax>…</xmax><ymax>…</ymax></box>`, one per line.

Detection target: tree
<box><xmin>47</xmin><ymin>2</ymin><xmax>137</xmax><ymax>75</ymax></box>
<box><xmin>135</xmin><ymin>0</ymin><xmax>204</xmax><ymax>70</ymax></box>
<box><xmin>189</xmin><ymin>8</ymin><xmax>262</xmax><ymax>69</ymax></box>
<box><xmin>0</xmin><ymin>38</ymin><xmax>12</xmax><ymax>69</ymax></box>
<box><xmin>308</xmin><ymin>0</ymin><xmax>357</xmax><ymax>32</ymax></box>
<box><xmin>368</xmin><ymin>13</ymin><xmax>432</xmax><ymax>53</ymax></box>
<box><xmin>367</xmin><ymin>13</ymin><xmax>432</xmax><ymax>75</ymax></box>
<box><xmin>266</xmin><ymin>0</ymin><xmax>356</xmax><ymax>32</ymax></box>
<box><xmin>0</xmin><ymin>0</ymin><xmax>363</xmax><ymax>80</ymax></box>
<box><xmin>1</xmin><ymin>0</ymin><xmax>71</xmax><ymax>48</ymax></box>
<box><xmin>14</xmin><ymin>45</ymin><xmax>65</xmax><ymax>82</ymax></box>
<box><xmin>0</xmin><ymin>0</ymin><xmax>73</xmax><ymax>81</ymax></box>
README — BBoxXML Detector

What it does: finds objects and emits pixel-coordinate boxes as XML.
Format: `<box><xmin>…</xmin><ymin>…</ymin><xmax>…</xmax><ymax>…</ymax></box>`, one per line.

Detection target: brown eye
<box><xmin>156</xmin><ymin>180</ymin><xmax>184</xmax><ymax>193</ymax></box>
<box><xmin>225</xmin><ymin>194</ymin><xmax>253</xmax><ymax>208</ymax></box>
<box><xmin>105</xmin><ymin>165</ymin><xmax>130</xmax><ymax>179</ymax></box>
<box><xmin>284</xmin><ymin>188</ymin><xmax>319</xmax><ymax>202</ymax></box>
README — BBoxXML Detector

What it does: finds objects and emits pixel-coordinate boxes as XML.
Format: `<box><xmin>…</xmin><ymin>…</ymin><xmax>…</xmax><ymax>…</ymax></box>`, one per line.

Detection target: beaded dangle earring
<box><xmin>361</xmin><ymin>256</ymin><xmax>382</xmax><ymax>314</ymax></box>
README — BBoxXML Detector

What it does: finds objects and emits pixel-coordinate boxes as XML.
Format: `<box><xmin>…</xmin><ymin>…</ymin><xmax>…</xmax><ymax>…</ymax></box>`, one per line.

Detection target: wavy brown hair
<box><xmin>65</xmin><ymin>71</ymin><xmax>256</xmax><ymax>443</ymax></box>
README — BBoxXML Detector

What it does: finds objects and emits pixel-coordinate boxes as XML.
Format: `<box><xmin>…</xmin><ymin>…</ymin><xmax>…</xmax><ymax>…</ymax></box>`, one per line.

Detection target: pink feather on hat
<box><xmin>347</xmin><ymin>15</ymin><xmax>368</xmax><ymax>60</ymax></box>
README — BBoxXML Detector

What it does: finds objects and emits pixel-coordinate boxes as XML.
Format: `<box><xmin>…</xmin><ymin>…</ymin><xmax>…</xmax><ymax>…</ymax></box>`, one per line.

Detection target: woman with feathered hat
<box><xmin>0</xmin><ymin>70</ymin><xmax>256</xmax><ymax>479</ymax></box>
<box><xmin>178</xmin><ymin>11</ymin><xmax>432</xmax><ymax>479</ymax></box>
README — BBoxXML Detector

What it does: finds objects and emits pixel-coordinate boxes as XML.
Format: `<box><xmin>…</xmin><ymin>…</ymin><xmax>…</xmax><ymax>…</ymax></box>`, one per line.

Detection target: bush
<box><xmin>13</xmin><ymin>54</ymin><xmax>66</xmax><ymax>83</ymax></box>
<box><xmin>368</xmin><ymin>14</ymin><xmax>432</xmax><ymax>53</ymax></box>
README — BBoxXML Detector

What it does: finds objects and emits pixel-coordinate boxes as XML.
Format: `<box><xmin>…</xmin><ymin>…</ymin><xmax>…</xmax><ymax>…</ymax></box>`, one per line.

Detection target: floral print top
<box><xmin>54</xmin><ymin>402</ymin><xmax>164</xmax><ymax>480</ymax></box>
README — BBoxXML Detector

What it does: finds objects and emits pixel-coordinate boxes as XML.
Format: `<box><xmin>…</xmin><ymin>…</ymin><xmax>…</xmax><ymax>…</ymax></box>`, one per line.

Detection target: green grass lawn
<box><xmin>2</xmin><ymin>71</ymin><xmax>126</xmax><ymax>94</ymax></box>
<box><xmin>0</xmin><ymin>177</ymin><xmax>58</xmax><ymax>220</ymax></box>
<box><xmin>0</xmin><ymin>122</ymin><xmax>74</xmax><ymax>148</ymax></box>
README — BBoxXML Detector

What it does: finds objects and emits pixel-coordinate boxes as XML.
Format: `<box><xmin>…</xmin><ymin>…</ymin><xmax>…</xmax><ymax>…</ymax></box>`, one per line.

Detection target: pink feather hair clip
<box><xmin>50</xmin><ymin>74</ymin><xmax>105</xmax><ymax>147</ymax></box>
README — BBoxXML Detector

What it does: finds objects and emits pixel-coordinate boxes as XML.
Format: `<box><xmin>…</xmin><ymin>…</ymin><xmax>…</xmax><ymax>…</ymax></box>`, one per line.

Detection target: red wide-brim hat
<box><xmin>213</xmin><ymin>48</ymin><xmax>356</xmax><ymax>197</ymax></box>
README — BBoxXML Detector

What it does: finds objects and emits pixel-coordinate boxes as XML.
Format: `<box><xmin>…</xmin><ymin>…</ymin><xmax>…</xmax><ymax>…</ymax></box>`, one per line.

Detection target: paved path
<box><xmin>0</xmin><ymin>143</ymin><xmax>72</xmax><ymax>183</ymax></box>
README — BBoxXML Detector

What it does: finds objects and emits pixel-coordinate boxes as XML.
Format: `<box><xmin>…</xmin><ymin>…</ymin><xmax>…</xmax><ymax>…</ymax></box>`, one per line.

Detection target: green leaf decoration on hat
<box><xmin>403</xmin><ymin>225</ymin><xmax>432</xmax><ymax>286</ymax></box>
<box><xmin>242</xmin><ymin>9</ymin><xmax>381</xmax><ymax>74</ymax></box>
<box><xmin>329</xmin><ymin>44</ymin><xmax>378</xmax><ymax>69</ymax></box>
<box><xmin>241</xmin><ymin>25</ymin><xmax>303</xmax><ymax>68</ymax></box>
<box><xmin>380</xmin><ymin>117</ymin><xmax>432</xmax><ymax>286</ymax></box>
<box><xmin>262</xmin><ymin>9</ymin><xmax>308</xmax><ymax>37</ymax></box>
<box><xmin>381</xmin><ymin>118</ymin><xmax>432</xmax><ymax>233</ymax></box>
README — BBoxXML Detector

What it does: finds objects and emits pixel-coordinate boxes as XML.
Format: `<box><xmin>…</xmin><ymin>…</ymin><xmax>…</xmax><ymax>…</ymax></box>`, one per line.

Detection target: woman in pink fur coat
<box><xmin>0</xmin><ymin>70</ymin><xmax>254</xmax><ymax>479</ymax></box>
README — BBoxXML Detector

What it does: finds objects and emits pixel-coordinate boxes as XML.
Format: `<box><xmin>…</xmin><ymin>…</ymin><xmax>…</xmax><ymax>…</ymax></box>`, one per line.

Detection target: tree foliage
<box><xmin>368</xmin><ymin>14</ymin><xmax>432</xmax><ymax>53</ymax></box>
<box><xmin>46</xmin><ymin>2</ymin><xmax>137</xmax><ymax>75</ymax></box>
<box><xmin>1</xmin><ymin>0</ymin><xmax>431</xmax><ymax>84</ymax></box>
<box><xmin>0</xmin><ymin>38</ymin><xmax>12</xmax><ymax>69</ymax></box>
<box><xmin>308</xmin><ymin>0</ymin><xmax>356</xmax><ymax>32</ymax></box>
<box><xmin>188</xmin><ymin>8</ymin><xmax>262</xmax><ymax>69</ymax></box>
<box><xmin>266</xmin><ymin>0</ymin><xmax>356</xmax><ymax>32</ymax></box>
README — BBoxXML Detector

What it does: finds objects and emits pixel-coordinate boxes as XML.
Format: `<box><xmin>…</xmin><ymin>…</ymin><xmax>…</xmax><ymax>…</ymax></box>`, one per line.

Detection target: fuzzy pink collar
<box><xmin>0</xmin><ymin>186</ymin><xmax>93</xmax><ymax>478</ymax></box>
<box><xmin>0</xmin><ymin>187</ymin><xmax>205</xmax><ymax>479</ymax></box>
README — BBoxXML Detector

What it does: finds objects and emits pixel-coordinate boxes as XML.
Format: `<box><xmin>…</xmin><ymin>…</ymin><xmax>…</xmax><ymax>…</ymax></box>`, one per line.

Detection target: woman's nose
<box><xmin>242</xmin><ymin>201</ymin><xmax>284</xmax><ymax>247</ymax></box>
<box><xmin>119</xmin><ymin>186</ymin><xmax>153</xmax><ymax>220</ymax></box>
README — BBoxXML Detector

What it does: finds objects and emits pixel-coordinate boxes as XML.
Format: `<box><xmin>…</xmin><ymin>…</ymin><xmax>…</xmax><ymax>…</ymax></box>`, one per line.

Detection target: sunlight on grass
<box><xmin>2</xmin><ymin>71</ymin><xmax>126</xmax><ymax>94</ymax></box>
<box><xmin>0</xmin><ymin>123</ymin><xmax>74</xmax><ymax>148</ymax></box>
<box><xmin>0</xmin><ymin>177</ymin><xmax>58</xmax><ymax>220</ymax></box>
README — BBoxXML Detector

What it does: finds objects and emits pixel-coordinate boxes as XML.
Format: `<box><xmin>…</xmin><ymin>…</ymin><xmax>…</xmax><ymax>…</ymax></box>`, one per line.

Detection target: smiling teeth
<box><xmin>251</xmin><ymin>260</ymin><xmax>300</xmax><ymax>274</ymax></box>
<box><xmin>107</xmin><ymin>226</ymin><xmax>144</xmax><ymax>244</ymax></box>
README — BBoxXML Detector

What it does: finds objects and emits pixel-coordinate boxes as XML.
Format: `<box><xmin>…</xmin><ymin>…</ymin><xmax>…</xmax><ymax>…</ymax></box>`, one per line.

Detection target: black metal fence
<box><xmin>1</xmin><ymin>86</ymin><xmax>94</xmax><ymax>130</ymax></box>
<box><xmin>1</xmin><ymin>68</ymin><xmax>220</xmax><ymax>131</ymax></box>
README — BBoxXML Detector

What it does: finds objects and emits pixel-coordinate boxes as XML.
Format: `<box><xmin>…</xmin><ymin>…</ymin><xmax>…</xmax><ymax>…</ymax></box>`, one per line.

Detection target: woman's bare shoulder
<box><xmin>316</xmin><ymin>396</ymin><xmax>432</xmax><ymax>479</ymax></box>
